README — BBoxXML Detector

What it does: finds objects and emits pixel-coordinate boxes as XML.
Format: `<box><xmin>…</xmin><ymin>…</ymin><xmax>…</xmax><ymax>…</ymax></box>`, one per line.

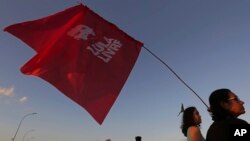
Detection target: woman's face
<box><xmin>193</xmin><ymin>109</ymin><xmax>201</xmax><ymax>125</ymax></box>
<box><xmin>226</xmin><ymin>92</ymin><xmax>245</xmax><ymax>117</ymax></box>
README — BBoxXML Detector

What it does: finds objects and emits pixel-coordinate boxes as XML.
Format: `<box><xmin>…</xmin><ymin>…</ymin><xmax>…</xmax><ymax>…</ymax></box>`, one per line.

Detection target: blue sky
<box><xmin>1</xmin><ymin>0</ymin><xmax>250</xmax><ymax>141</ymax></box>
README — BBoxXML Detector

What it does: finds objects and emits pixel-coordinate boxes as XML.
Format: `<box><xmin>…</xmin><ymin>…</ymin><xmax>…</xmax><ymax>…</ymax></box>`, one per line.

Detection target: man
<box><xmin>206</xmin><ymin>88</ymin><xmax>249</xmax><ymax>141</ymax></box>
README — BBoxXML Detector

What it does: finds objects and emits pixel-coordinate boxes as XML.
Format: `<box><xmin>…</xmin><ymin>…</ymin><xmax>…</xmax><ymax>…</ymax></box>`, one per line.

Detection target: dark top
<box><xmin>206</xmin><ymin>117</ymin><xmax>249</xmax><ymax>141</ymax></box>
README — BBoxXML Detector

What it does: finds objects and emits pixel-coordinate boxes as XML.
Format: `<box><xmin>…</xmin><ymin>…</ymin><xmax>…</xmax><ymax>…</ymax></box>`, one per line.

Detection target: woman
<box><xmin>206</xmin><ymin>88</ymin><xmax>249</xmax><ymax>141</ymax></box>
<box><xmin>181</xmin><ymin>107</ymin><xmax>205</xmax><ymax>141</ymax></box>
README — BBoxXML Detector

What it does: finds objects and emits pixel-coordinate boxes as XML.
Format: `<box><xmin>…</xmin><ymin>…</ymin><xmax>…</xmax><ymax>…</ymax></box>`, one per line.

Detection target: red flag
<box><xmin>4</xmin><ymin>4</ymin><xmax>143</xmax><ymax>124</ymax></box>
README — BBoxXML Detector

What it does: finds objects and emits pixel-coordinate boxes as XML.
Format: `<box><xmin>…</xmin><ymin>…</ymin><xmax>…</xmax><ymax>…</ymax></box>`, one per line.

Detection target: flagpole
<box><xmin>143</xmin><ymin>46</ymin><xmax>209</xmax><ymax>109</ymax></box>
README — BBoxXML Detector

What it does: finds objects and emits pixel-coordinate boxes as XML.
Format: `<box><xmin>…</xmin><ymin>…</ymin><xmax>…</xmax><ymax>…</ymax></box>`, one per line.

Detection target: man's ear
<box><xmin>220</xmin><ymin>101</ymin><xmax>230</xmax><ymax>110</ymax></box>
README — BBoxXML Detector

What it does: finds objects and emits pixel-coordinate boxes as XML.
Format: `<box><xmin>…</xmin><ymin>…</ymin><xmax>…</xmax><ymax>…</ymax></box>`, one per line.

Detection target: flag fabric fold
<box><xmin>5</xmin><ymin>4</ymin><xmax>143</xmax><ymax>124</ymax></box>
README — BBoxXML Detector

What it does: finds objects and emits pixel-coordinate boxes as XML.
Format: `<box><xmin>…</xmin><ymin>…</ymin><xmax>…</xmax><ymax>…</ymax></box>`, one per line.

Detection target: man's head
<box><xmin>209</xmin><ymin>88</ymin><xmax>245</xmax><ymax>121</ymax></box>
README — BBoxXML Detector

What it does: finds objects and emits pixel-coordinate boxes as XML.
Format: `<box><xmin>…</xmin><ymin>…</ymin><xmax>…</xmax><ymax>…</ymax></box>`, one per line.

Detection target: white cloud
<box><xmin>0</xmin><ymin>86</ymin><xmax>14</xmax><ymax>96</ymax></box>
<box><xmin>19</xmin><ymin>96</ymin><xmax>28</xmax><ymax>103</ymax></box>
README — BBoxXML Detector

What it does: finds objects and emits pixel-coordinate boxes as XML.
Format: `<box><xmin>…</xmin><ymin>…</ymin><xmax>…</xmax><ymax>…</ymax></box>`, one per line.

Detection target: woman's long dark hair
<box><xmin>209</xmin><ymin>88</ymin><xmax>233</xmax><ymax>121</ymax></box>
<box><xmin>181</xmin><ymin>107</ymin><xmax>198</xmax><ymax>137</ymax></box>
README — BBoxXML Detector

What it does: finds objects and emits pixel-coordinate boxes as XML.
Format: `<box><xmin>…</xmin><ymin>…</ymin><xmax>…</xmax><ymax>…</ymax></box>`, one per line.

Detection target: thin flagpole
<box><xmin>143</xmin><ymin>46</ymin><xmax>209</xmax><ymax>109</ymax></box>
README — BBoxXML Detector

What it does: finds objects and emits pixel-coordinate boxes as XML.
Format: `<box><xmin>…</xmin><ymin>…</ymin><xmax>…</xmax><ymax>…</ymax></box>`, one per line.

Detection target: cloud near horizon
<box><xmin>0</xmin><ymin>86</ymin><xmax>14</xmax><ymax>96</ymax></box>
<box><xmin>19</xmin><ymin>96</ymin><xmax>28</xmax><ymax>103</ymax></box>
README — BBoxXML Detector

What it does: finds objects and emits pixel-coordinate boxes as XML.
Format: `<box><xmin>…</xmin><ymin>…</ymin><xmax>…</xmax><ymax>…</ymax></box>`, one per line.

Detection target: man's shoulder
<box><xmin>209</xmin><ymin>120</ymin><xmax>227</xmax><ymax>128</ymax></box>
<box><xmin>207</xmin><ymin>122</ymin><xmax>228</xmax><ymax>141</ymax></box>
<box><xmin>228</xmin><ymin>118</ymin><xmax>249</xmax><ymax>124</ymax></box>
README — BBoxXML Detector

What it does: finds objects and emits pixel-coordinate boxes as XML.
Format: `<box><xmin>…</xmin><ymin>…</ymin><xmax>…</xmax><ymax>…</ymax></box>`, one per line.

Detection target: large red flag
<box><xmin>4</xmin><ymin>4</ymin><xmax>143</xmax><ymax>124</ymax></box>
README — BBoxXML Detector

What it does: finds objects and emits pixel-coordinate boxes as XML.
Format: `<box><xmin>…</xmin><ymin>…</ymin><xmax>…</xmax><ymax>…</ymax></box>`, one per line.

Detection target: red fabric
<box><xmin>4</xmin><ymin>4</ymin><xmax>143</xmax><ymax>124</ymax></box>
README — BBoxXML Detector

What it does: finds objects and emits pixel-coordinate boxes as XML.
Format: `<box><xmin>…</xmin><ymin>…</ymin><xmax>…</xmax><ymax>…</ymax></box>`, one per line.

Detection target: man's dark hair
<box><xmin>135</xmin><ymin>136</ymin><xmax>141</xmax><ymax>141</ymax></box>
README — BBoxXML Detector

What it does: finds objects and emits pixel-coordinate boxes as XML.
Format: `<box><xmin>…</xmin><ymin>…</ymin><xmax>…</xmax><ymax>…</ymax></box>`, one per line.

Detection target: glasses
<box><xmin>227</xmin><ymin>96</ymin><xmax>240</xmax><ymax>102</ymax></box>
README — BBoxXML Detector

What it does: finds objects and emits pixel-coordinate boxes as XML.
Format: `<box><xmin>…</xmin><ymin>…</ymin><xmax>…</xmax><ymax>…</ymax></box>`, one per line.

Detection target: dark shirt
<box><xmin>206</xmin><ymin>117</ymin><xmax>249</xmax><ymax>141</ymax></box>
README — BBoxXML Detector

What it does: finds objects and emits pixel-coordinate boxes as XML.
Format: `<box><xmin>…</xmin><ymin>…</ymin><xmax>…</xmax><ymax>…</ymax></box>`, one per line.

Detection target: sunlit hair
<box><xmin>209</xmin><ymin>88</ymin><xmax>233</xmax><ymax>121</ymax></box>
<box><xmin>181</xmin><ymin>107</ymin><xmax>199</xmax><ymax>137</ymax></box>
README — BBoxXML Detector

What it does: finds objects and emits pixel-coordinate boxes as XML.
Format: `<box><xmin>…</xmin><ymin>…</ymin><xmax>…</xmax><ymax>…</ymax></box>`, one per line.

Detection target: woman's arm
<box><xmin>188</xmin><ymin>126</ymin><xmax>204</xmax><ymax>141</ymax></box>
